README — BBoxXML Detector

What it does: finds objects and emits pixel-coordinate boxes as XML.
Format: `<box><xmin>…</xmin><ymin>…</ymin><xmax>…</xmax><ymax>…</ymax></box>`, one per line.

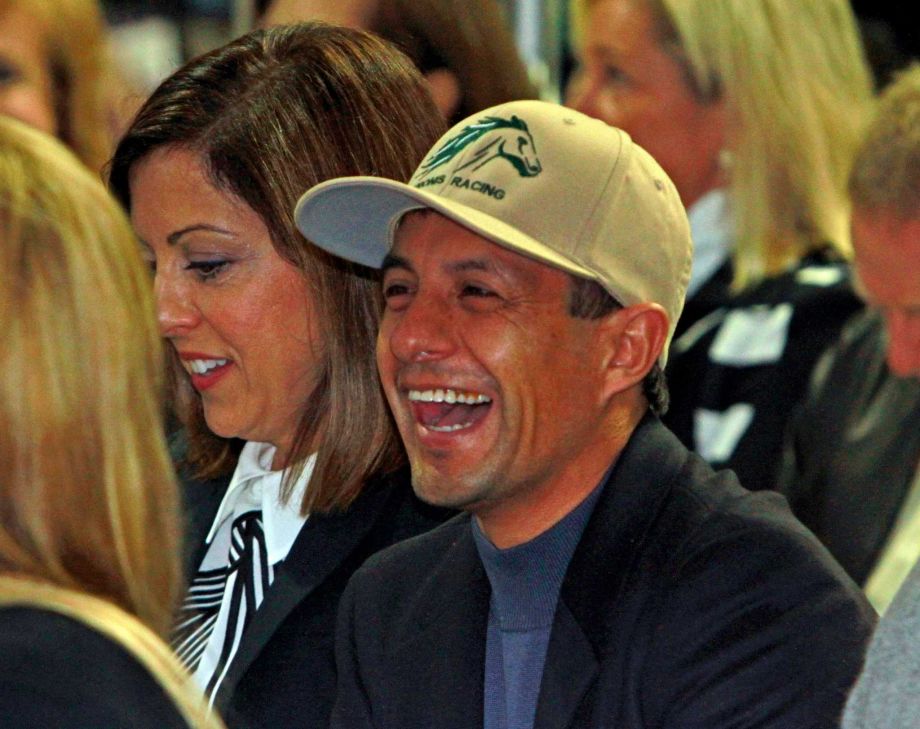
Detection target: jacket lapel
<box><xmin>537</xmin><ymin>414</ymin><xmax>687</xmax><ymax>729</ymax></box>
<box><xmin>179</xmin><ymin>471</ymin><xmax>231</xmax><ymax>583</ymax></box>
<box><xmin>534</xmin><ymin>601</ymin><xmax>599</xmax><ymax>729</ymax></box>
<box><xmin>214</xmin><ymin>476</ymin><xmax>400</xmax><ymax>704</ymax></box>
<box><xmin>391</xmin><ymin>518</ymin><xmax>489</xmax><ymax>729</ymax></box>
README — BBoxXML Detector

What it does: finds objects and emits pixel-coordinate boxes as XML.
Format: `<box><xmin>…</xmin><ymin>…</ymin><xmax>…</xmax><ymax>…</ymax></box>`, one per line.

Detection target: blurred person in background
<box><xmin>568</xmin><ymin>0</ymin><xmax>874</xmax><ymax>493</ymax></box>
<box><xmin>109</xmin><ymin>22</ymin><xmax>449</xmax><ymax>729</ymax></box>
<box><xmin>780</xmin><ymin>65</ymin><xmax>920</xmax><ymax>608</ymax></box>
<box><xmin>260</xmin><ymin>0</ymin><xmax>538</xmax><ymax>122</ymax></box>
<box><xmin>0</xmin><ymin>0</ymin><xmax>124</xmax><ymax>175</ymax></box>
<box><xmin>833</xmin><ymin>64</ymin><xmax>920</xmax><ymax>729</ymax></box>
<box><xmin>0</xmin><ymin>117</ymin><xmax>222</xmax><ymax>729</ymax></box>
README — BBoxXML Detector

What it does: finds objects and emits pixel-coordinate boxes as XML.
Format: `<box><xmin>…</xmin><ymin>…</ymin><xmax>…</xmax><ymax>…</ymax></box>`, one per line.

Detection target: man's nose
<box><xmin>385</xmin><ymin>292</ymin><xmax>456</xmax><ymax>364</ymax></box>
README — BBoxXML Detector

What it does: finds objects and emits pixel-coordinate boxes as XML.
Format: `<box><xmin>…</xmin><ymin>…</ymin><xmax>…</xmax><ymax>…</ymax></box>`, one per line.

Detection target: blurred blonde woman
<box><xmin>0</xmin><ymin>0</ymin><xmax>119</xmax><ymax>175</ymax></box>
<box><xmin>569</xmin><ymin>0</ymin><xmax>875</xmax><ymax>492</ymax></box>
<box><xmin>0</xmin><ymin>117</ymin><xmax>222</xmax><ymax>729</ymax></box>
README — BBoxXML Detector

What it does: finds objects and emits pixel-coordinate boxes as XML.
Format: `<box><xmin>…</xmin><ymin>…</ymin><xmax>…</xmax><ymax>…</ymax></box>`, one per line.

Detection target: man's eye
<box><xmin>382</xmin><ymin>282</ymin><xmax>415</xmax><ymax>310</ymax></box>
<box><xmin>186</xmin><ymin>260</ymin><xmax>229</xmax><ymax>280</ymax></box>
<box><xmin>461</xmin><ymin>285</ymin><xmax>495</xmax><ymax>298</ymax></box>
<box><xmin>383</xmin><ymin>282</ymin><xmax>410</xmax><ymax>299</ymax></box>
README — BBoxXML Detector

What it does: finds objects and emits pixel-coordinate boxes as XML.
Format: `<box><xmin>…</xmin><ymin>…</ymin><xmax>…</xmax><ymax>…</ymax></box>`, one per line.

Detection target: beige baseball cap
<box><xmin>295</xmin><ymin>99</ymin><xmax>692</xmax><ymax>364</ymax></box>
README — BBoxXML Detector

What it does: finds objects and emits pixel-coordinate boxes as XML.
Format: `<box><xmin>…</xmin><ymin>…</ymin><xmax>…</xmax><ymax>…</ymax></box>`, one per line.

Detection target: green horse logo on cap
<box><xmin>418</xmin><ymin>115</ymin><xmax>542</xmax><ymax>178</ymax></box>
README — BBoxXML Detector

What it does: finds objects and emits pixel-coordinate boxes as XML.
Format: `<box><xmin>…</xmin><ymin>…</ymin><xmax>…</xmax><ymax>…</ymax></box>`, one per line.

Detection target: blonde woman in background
<box><xmin>569</xmin><ymin>0</ymin><xmax>875</xmax><ymax>493</ymax></box>
<box><xmin>0</xmin><ymin>117</ymin><xmax>222</xmax><ymax>729</ymax></box>
<box><xmin>0</xmin><ymin>0</ymin><xmax>121</xmax><ymax>175</ymax></box>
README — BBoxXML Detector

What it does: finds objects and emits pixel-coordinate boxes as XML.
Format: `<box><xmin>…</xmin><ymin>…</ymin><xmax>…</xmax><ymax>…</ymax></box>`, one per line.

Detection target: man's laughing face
<box><xmin>376</xmin><ymin>211</ymin><xmax>611</xmax><ymax>523</ymax></box>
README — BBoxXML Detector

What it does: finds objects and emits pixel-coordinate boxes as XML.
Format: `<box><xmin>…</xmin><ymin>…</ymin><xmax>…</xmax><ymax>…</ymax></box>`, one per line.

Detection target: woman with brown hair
<box><xmin>261</xmin><ymin>0</ymin><xmax>538</xmax><ymax>122</ymax></box>
<box><xmin>108</xmin><ymin>21</ymin><xmax>448</xmax><ymax>729</ymax></box>
<box><xmin>0</xmin><ymin>117</ymin><xmax>221</xmax><ymax>728</ymax></box>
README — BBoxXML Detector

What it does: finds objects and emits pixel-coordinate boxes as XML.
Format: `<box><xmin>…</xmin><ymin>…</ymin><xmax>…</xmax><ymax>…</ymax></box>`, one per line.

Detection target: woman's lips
<box><xmin>179</xmin><ymin>354</ymin><xmax>234</xmax><ymax>392</ymax></box>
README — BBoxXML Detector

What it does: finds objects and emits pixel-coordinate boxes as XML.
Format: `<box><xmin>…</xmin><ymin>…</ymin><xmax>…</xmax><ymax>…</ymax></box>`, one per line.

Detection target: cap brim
<box><xmin>295</xmin><ymin>176</ymin><xmax>597</xmax><ymax>281</ymax></box>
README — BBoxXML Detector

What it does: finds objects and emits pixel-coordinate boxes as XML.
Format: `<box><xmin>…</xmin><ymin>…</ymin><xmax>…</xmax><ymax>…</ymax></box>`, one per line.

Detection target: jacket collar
<box><xmin>180</xmin><ymin>460</ymin><xmax>409</xmax><ymax>708</ymax></box>
<box><xmin>386</xmin><ymin>414</ymin><xmax>689</xmax><ymax>729</ymax></box>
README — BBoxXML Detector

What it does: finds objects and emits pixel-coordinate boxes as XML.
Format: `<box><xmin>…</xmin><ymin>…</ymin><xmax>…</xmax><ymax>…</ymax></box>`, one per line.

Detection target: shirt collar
<box><xmin>687</xmin><ymin>188</ymin><xmax>733</xmax><ymax>298</ymax></box>
<box><xmin>205</xmin><ymin>441</ymin><xmax>314</xmax><ymax>564</ymax></box>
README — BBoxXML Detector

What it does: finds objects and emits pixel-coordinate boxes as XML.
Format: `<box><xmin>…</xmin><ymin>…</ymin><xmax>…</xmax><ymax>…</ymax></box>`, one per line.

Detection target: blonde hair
<box><xmin>0</xmin><ymin>0</ymin><xmax>117</xmax><ymax>174</ymax></box>
<box><xmin>850</xmin><ymin>63</ymin><xmax>920</xmax><ymax>220</ymax></box>
<box><xmin>0</xmin><ymin>117</ymin><xmax>223</xmax><ymax>726</ymax></box>
<box><xmin>0</xmin><ymin>117</ymin><xmax>176</xmax><ymax>632</ymax></box>
<box><xmin>575</xmin><ymin>0</ymin><xmax>875</xmax><ymax>288</ymax></box>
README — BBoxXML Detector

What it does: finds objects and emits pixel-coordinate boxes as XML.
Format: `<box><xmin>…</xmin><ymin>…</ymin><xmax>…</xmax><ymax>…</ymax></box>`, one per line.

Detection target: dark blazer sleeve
<box><xmin>0</xmin><ymin>608</ymin><xmax>188</xmax><ymax>729</ymax></box>
<box><xmin>330</xmin><ymin>577</ymin><xmax>376</xmax><ymax>729</ymax></box>
<box><xmin>641</xmin><ymin>506</ymin><xmax>875</xmax><ymax>729</ymax></box>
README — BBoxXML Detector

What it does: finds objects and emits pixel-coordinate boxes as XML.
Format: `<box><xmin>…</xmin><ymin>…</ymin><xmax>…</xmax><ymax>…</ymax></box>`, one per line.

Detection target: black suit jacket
<box><xmin>179</xmin><ymin>455</ymin><xmax>450</xmax><ymax>729</ymax></box>
<box><xmin>333</xmin><ymin>416</ymin><xmax>874</xmax><ymax>729</ymax></box>
<box><xmin>778</xmin><ymin>309</ymin><xmax>920</xmax><ymax>585</ymax></box>
<box><xmin>0</xmin><ymin>608</ymin><xmax>186</xmax><ymax>728</ymax></box>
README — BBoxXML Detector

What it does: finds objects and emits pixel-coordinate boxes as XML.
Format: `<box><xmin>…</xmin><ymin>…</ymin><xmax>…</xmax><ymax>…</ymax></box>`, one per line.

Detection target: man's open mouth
<box><xmin>408</xmin><ymin>388</ymin><xmax>492</xmax><ymax>432</ymax></box>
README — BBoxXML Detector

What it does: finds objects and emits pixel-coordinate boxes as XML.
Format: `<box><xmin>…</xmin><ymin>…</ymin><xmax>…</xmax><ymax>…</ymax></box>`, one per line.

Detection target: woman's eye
<box><xmin>186</xmin><ymin>260</ymin><xmax>230</xmax><ymax>280</ymax></box>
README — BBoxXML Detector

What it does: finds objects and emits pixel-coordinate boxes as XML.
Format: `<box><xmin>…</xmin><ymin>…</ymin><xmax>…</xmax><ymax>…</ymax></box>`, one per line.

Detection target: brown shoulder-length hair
<box><xmin>109</xmin><ymin>22</ymin><xmax>446</xmax><ymax>514</ymax></box>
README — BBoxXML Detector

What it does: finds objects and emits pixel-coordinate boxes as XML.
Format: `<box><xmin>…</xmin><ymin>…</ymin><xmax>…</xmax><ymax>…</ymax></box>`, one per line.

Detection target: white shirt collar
<box><xmin>205</xmin><ymin>441</ymin><xmax>314</xmax><ymax>565</ymax></box>
<box><xmin>687</xmin><ymin>188</ymin><xmax>734</xmax><ymax>298</ymax></box>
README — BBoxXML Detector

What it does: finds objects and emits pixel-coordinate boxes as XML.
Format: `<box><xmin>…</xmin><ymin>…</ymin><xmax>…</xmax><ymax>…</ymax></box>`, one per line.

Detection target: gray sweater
<box><xmin>843</xmin><ymin>555</ymin><xmax>920</xmax><ymax>727</ymax></box>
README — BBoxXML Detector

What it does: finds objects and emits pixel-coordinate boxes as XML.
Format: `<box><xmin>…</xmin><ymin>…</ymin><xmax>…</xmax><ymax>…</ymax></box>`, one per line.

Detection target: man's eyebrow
<box><xmin>446</xmin><ymin>259</ymin><xmax>494</xmax><ymax>274</ymax></box>
<box><xmin>381</xmin><ymin>253</ymin><xmax>412</xmax><ymax>274</ymax></box>
<box><xmin>381</xmin><ymin>254</ymin><xmax>502</xmax><ymax>276</ymax></box>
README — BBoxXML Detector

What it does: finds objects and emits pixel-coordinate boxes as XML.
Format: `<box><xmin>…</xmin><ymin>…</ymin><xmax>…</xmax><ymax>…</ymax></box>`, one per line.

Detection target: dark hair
<box><xmin>568</xmin><ymin>276</ymin><xmax>669</xmax><ymax>415</ymax></box>
<box><xmin>109</xmin><ymin>22</ymin><xmax>446</xmax><ymax>513</ymax></box>
<box><xmin>370</xmin><ymin>0</ymin><xmax>538</xmax><ymax>120</ymax></box>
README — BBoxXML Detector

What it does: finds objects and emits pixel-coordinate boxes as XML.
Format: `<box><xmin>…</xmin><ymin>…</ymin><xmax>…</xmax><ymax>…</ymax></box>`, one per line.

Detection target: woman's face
<box><xmin>568</xmin><ymin>0</ymin><xmax>725</xmax><ymax>207</ymax></box>
<box><xmin>0</xmin><ymin>5</ymin><xmax>57</xmax><ymax>136</ymax></box>
<box><xmin>130</xmin><ymin>146</ymin><xmax>322</xmax><ymax>463</ymax></box>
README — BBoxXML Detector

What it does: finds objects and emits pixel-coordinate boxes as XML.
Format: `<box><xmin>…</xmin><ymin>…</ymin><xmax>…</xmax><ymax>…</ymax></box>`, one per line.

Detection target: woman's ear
<box><xmin>598</xmin><ymin>303</ymin><xmax>669</xmax><ymax>402</ymax></box>
<box><xmin>424</xmin><ymin>69</ymin><xmax>462</xmax><ymax>121</ymax></box>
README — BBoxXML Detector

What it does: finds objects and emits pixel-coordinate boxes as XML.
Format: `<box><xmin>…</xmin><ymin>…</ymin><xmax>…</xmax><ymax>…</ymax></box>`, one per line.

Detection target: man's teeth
<box><xmin>428</xmin><ymin>422</ymin><xmax>473</xmax><ymax>432</ymax></box>
<box><xmin>187</xmin><ymin>358</ymin><xmax>229</xmax><ymax>375</ymax></box>
<box><xmin>407</xmin><ymin>388</ymin><xmax>491</xmax><ymax>404</ymax></box>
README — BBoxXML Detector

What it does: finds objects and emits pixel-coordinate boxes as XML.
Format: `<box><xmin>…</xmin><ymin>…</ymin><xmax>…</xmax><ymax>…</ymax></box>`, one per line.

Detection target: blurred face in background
<box><xmin>852</xmin><ymin>208</ymin><xmax>920</xmax><ymax>379</ymax></box>
<box><xmin>130</xmin><ymin>146</ymin><xmax>322</xmax><ymax>466</ymax></box>
<box><xmin>0</xmin><ymin>5</ymin><xmax>57</xmax><ymax>136</ymax></box>
<box><xmin>567</xmin><ymin>0</ymin><xmax>725</xmax><ymax>208</ymax></box>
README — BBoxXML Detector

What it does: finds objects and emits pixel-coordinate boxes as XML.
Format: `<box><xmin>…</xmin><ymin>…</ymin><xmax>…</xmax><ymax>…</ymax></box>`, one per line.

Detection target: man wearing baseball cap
<box><xmin>296</xmin><ymin>100</ymin><xmax>872</xmax><ymax>729</ymax></box>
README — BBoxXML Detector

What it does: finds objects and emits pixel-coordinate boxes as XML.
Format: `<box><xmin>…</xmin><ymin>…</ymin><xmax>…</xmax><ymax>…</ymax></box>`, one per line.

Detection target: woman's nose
<box><xmin>155</xmin><ymin>272</ymin><xmax>199</xmax><ymax>337</ymax></box>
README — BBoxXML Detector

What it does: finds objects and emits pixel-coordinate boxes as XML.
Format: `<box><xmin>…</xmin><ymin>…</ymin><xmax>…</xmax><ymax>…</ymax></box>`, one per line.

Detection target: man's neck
<box><xmin>475</xmin><ymin>404</ymin><xmax>644</xmax><ymax>548</ymax></box>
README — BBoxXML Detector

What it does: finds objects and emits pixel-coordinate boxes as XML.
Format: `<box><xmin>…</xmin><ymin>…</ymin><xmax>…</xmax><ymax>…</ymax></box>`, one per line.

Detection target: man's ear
<box><xmin>598</xmin><ymin>303</ymin><xmax>669</xmax><ymax>402</ymax></box>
